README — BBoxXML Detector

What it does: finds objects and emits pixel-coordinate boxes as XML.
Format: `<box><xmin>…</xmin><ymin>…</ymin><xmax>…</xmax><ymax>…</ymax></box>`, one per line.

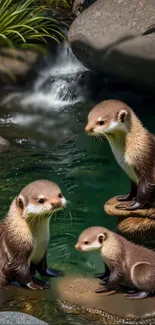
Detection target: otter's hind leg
<box><xmin>36</xmin><ymin>253</ymin><xmax>64</xmax><ymax>277</ymax></box>
<box><xmin>117</xmin><ymin>181</ymin><xmax>137</xmax><ymax>202</ymax></box>
<box><xmin>125</xmin><ymin>182</ymin><xmax>151</xmax><ymax>211</ymax></box>
<box><xmin>125</xmin><ymin>291</ymin><xmax>149</xmax><ymax>299</ymax></box>
<box><xmin>128</xmin><ymin>261</ymin><xmax>154</xmax><ymax>298</ymax></box>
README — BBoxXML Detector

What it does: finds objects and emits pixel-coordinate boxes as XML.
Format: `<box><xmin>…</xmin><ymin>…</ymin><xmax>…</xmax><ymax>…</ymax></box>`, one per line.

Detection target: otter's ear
<box><xmin>118</xmin><ymin>109</ymin><xmax>128</xmax><ymax>123</ymax></box>
<box><xmin>97</xmin><ymin>232</ymin><xmax>106</xmax><ymax>244</ymax></box>
<box><xmin>16</xmin><ymin>195</ymin><xmax>25</xmax><ymax>210</ymax></box>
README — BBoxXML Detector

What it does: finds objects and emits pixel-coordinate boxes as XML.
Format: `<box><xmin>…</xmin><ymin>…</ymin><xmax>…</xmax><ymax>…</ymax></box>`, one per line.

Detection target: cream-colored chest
<box><xmin>29</xmin><ymin>220</ymin><xmax>50</xmax><ymax>265</ymax></box>
<box><xmin>108</xmin><ymin>138</ymin><xmax>139</xmax><ymax>184</ymax></box>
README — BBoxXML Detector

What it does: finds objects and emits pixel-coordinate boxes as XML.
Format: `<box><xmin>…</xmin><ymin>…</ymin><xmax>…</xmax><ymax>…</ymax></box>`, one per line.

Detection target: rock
<box><xmin>0</xmin><ymin>136</ymin><xmax>9</xmax><ymax>147</ymax></box>
<box><xmin>0</xmin><ymin>48</ymin><xmax>38</xmax><ymax>86</ymax></box>
<box><xmin>68</xmin><ymin>0</ymin><xmax>155</xmax><ymax>92</ymax></box>
<box><xmin>104</xmin><ymin>196</ymin><xmax>155</xmax><ymax>247</ymax></box>
<box><xmin>0</xmin><ymin>312</ymin><xmax>47</xmax><ymax>324</ymax></box>
<box><xmin>56</xmin><ymin>275</ymin><xmax>155</xmax><ymax>324</ymax></box>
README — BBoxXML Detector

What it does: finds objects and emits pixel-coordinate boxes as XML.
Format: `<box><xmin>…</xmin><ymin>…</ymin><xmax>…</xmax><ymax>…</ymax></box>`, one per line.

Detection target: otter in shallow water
<box><xmin>0</xmin><ymin>179</ymin><xmax>66</xmax><ymax>290</ymax></box>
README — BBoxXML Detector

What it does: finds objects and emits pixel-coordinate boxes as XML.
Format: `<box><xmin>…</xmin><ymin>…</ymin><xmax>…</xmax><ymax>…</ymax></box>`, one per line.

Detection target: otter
<box><xmin>75</xmin><ymin>226</ymin><xmax>155</xmax><ymax>299</ymax></box>
<box><xmin>0</xmin><ymin>179</ymin><xmax>66</xmax><ymax>290</ymax></box>
<box><xmin>85</xmin><ymin>99</ymin><xmax>155</xmax><ymax>211</ymax></box>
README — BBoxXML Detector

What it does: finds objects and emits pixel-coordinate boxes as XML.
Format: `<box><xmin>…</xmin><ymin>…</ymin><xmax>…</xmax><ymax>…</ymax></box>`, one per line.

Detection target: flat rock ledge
<box><xmin>0</xmin><ymin>312</ymin><xmax>47</xmax><ymax>324</ymax></box>
<box><xmin>56</xmin><ymin>275</ymin><xmax>155</xmax><ymax>324</ymax></box>
<box><xmin>104</xmin><ymin>196</ymin><xmax>155</xmax><ymax>247</ymax></box>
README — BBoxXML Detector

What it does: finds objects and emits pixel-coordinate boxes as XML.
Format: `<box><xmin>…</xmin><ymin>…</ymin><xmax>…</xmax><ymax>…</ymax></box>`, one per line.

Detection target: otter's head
<box><xmin>15</xmin><ymin>179</ymin><xmax>66</xmax><ymax>219</ymax></box>
<box><xmin>75</xmin><ymin>226</ymin><xmax>109</xmax><ymax>252</ymax></box>
<box><xmin>85</xmin><ymin>100</ymin><xmax>131</xmax><ymax>137</ymax></box>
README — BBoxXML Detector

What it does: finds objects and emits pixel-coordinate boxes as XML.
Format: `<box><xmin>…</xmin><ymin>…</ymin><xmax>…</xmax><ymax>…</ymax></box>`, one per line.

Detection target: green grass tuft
<box><xmin>0</xmin><ymin>0</ymin><xmax>66</xmax><ymax>51</ymax></box>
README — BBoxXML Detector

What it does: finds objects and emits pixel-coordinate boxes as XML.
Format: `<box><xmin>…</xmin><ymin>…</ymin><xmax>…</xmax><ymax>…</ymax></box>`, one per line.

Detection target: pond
<box><xmin>0</xmin><ymin>48</ymin><xmax>155</xmax><ymax>324</ymax></box>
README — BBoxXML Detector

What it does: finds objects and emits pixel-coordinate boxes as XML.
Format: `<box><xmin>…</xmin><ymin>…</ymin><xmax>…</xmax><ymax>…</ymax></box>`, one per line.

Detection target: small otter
<box><xmin>0</xmin><ymin>179</ymin><xmax>66</xmax><ymax>290</ymax></box>
<box><xmin>85</xmin><ymin>99</ymin><xmax>155</xmax><ymax>211</ymax></box>
<box><xmin>75</xmin><ymin>226</ymin><xmax>155</xmax><ymax>299</ymax></box>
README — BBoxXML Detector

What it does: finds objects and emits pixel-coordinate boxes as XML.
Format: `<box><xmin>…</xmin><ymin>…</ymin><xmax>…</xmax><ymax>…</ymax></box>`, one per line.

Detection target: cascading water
<box><xmin>2</xmin><ymin>43</ymin><xmax>89</xmax><ymax>111</ymax></box>
<box><xmin>0</xmin><ymin>43</ymin><xmax>95</xmax><ymax>146</ymax></box>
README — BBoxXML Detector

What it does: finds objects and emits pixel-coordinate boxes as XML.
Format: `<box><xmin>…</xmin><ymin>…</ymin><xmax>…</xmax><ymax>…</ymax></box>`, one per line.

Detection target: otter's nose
<box><xmin>85</xmin><ymin>125</ymin><xmax>93</xmax><ymax>133</ymax></box>
<box><xmin>75</xmin><ymin>243</ymin><xmax>81</xmax><ymax>251</ymax></box>
<box><xmin>51</xmin><ymin>199</ymin><xmax>62</xmax><ymax>209</ymax></box>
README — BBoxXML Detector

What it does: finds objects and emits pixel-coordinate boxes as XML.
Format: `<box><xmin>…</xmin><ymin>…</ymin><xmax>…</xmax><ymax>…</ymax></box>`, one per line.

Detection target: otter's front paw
<box><xmin>26</xmin><ymin>281</ymin><xmax>45</xmax><ymax>290</ymax></box>
<box><xmin>95</xmin><ymin>285</ymin><xmax>109</xmax><ymax>294</ymax></box>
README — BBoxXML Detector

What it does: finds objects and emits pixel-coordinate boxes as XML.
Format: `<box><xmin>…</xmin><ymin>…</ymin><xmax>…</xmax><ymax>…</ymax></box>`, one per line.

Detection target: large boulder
<box><xmin>68</xmin><ymin>0</ymin><xmax>155</xmax><ymax>92</ymax></box>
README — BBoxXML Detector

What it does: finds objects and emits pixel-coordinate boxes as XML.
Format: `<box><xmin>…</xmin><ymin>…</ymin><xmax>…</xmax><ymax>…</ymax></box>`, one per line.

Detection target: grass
<box><xmin>0</xmin><ymin>0</ymin><xmax>66</xmax><ymax>51</ymax></box>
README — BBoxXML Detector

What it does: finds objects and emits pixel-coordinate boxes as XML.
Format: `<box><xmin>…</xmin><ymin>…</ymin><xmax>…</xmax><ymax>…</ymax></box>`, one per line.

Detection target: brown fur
<box><xmin>76</xmin><ymin>226</ymin><xmax>155</xmax><ymax>294</ymax></box>
<box><xmin>85</xmin><ymin>99</ymin><xmax>155</xmax><ymax>209</ymax></box>
<box><xmin>0</xmin><ymin>179</ymin><xmax>65</xmax><ymax>289</ymax></box>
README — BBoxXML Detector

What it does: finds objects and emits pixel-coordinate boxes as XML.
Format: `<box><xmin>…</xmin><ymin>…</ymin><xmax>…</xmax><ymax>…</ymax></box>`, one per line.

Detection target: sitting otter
<box><xmin>0</xmin><ymin>179</ymin><xmax>66</xmax><ymax>290</ymax></box>
<box><xmin>85</xmin><ymin>99</ymin><xmax>155</xmax><ymax>211</ymax></box>
<box><xmin>76</xmin><ymin>226</ymin><xmax>155</xmax><ymax>299</ymax></box>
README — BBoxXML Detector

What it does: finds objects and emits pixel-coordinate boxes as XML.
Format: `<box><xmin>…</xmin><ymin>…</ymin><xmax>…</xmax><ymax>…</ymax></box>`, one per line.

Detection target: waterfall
<box><xmin>3</xmin><ymin>43</ymin><xmax>88</xmax><ymax>111</ymax></box>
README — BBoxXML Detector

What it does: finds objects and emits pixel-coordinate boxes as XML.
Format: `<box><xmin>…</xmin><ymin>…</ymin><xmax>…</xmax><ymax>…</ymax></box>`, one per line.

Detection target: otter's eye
<box><xmin>84</xmin><ymin>241</ymin><xmax>89</xmax><ymax>245</ymax></box>
<box><xmin>38</xmin><ymin>198</ymin><xmax>45</xmax><ymax>204</ymax></box>
<box><xmin>58</xmin><ymin>193</ymin><xmax>62</xmax><ymax>198</ymax></box>
<box><xmin>97</xmin><ymin>121</ymin><xmax>104</xmax><ymax>126</ymax></box>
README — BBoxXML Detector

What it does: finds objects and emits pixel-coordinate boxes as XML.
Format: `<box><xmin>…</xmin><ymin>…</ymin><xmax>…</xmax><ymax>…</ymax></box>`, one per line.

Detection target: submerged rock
<box><xmin>68</xmin><ymin>0</ymin><xmax>155</xmax><ymax>93</ymax></box>
<box><xmin>56</xmin><ymin>275</ymin><xmax>155</xmax><ymax>324</ymax></box>
<box><xmin>0</xmin><ymin>136</ymin><xmax>9</xmax><ymax>147</ymax></box>
<box><xmin>0</xmin><ymin>312</ymin><xmax>47</xmax><ymax>324</ymax></box>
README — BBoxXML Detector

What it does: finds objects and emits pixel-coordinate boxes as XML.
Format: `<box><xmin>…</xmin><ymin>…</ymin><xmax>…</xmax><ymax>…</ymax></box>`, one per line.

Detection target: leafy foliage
<box><xmin>0</xmin><ymin>0</ymin><xmax>66</xmax><ymax>51</ymax></box>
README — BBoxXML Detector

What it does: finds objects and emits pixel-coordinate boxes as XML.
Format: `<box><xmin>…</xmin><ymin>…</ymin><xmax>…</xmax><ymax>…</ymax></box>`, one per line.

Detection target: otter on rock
<box><xmin>75</xmin><ymin>226</ymin><xmax>155</xmax><ymax>299</ymax></box>
<box><xmin>85</xmin><ymin>99</ymin><xmax>155</xmax><ymax>211</ymax></box>
<box><xmin>0</xmin><ymin>179</ymin><xmax>66</xmax><ymax>290</ymax></box>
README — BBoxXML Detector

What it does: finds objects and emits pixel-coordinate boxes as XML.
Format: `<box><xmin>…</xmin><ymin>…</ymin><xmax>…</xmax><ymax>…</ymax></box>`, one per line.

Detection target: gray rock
<box><xmin>0</xmin><ymin>136</ymin><xmax>9</xmax><ymax>147</ymax></box>
<box><xmin>0</xmin><ymin>312</ymin><xmax>47</xmax><ymax>325</ymax></box>
<box><xmin>68</xmin><ymin>0</ymin><xmax>155</xmax><ymax>92</ymax></box>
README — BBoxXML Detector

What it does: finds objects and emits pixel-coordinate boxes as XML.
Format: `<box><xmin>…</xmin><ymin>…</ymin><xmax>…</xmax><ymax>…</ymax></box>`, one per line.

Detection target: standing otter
<box><xmin>0</xmin><ymin>179</ymin><xmax>66</xmax><ymax>290</ymax></box>
<box><xmin>85</xmin><ymin>99</ymin><xmax>155</xmax><ymax>211</ymax></box>
<box><xmin>75</xmin><ymin>226</ymin><xmax>155</xmax><ymax>299</ymax></box>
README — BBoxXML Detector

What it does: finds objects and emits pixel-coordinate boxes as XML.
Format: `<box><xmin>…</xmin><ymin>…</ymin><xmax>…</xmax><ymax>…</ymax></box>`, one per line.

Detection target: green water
<box><xmin>0</xmin><ymin>96</ymin><xmax>154</xmax><ymax>324</ymax></box>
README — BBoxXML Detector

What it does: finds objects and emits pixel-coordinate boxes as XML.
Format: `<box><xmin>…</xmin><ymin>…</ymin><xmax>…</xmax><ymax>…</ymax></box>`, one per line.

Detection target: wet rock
<box><xmin>0</xmin><ymin>312</ymin><xmax>47</xmax><ymax>324</ymax></box>
<box><xmin>0</xmin><ymin>49</ymin><xmax>38</xmax><ymax>86</ymax></box>
<box><xmin>56</xmin><ymin>275</ymin><xmax>155</xmax><ymax>324</ymax></box>
<box><xmin>0</xmin><ymin>136</ymin><xmax>9</xmax><ymax>147</ymax></box>
<box><xmin>68</xmin><ymin>0</ymin><xmax>155</xmax><ymax>93</ymax></box>
<box><xmin>104</xmin><ymin>196</ymin><xmax>155</xmax><ymax>247</ymax></box>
